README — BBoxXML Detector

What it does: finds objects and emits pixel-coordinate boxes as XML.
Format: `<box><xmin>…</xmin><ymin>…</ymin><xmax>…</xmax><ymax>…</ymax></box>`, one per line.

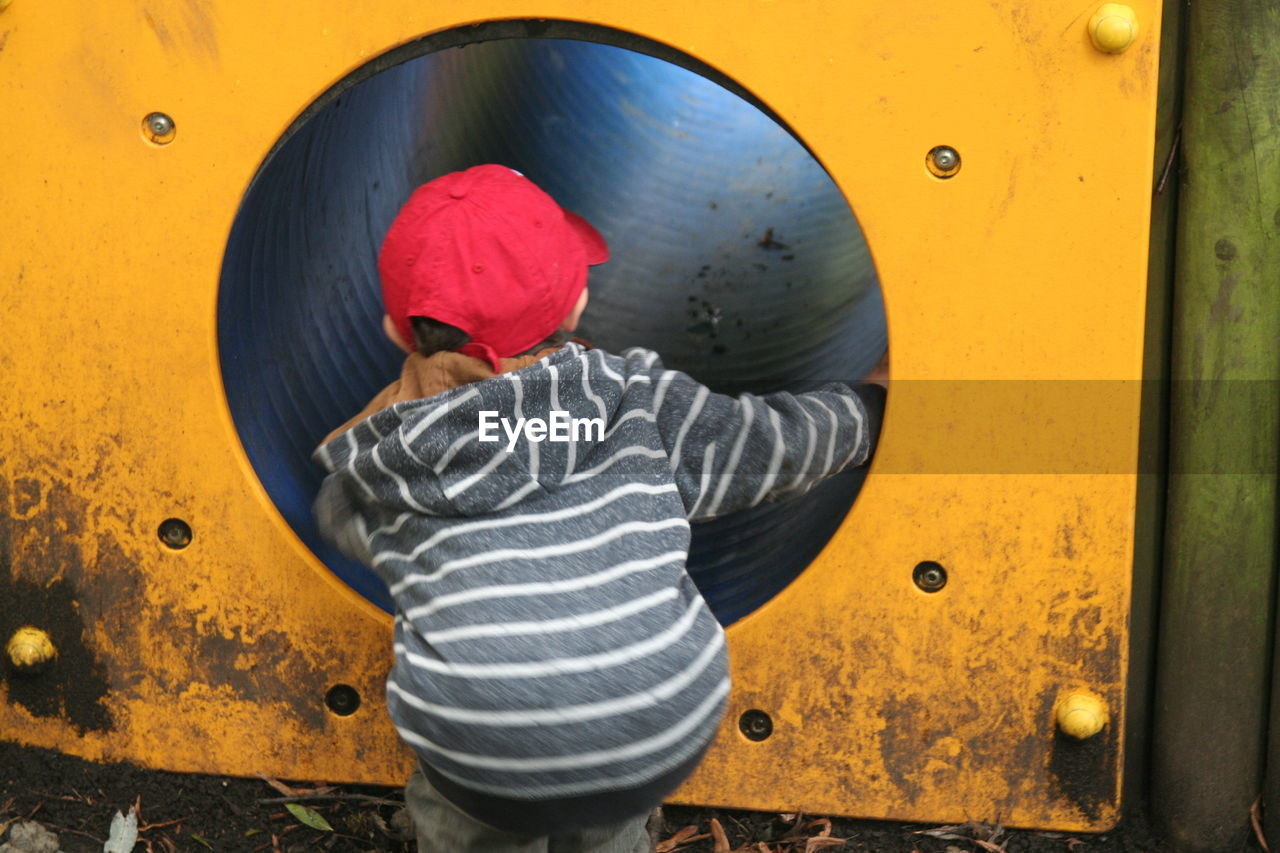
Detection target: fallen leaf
<box><xmin>190</xmin><ymin>833</ymin><xmax>213</xmax><ymax>849</ymax></box>
<box><xmin>806</xmin><ymin>818</ymin><xmax>833</xmax><ymax>837</ymax></box>
<box><xmin>4</xmin><ymin>821</ymin><xmax>59</xmax><ymax>853</ymax></box>
<box><xmin>104</xmin><ymin>806</ymin><xmax>139</xmax><ymax>853</ymax></box>
<box><xmin>284</xmin><ymin>803</ymin><xmax>334</xmax><ymax>832</ymax></box>
<box><xmin>712</xmin><ymin>818</ymin><xmax>731</xmax><ymax>853</ymax></box>
<box><xmin>805</xmin><ymin>838</ymin><xmax>848</xmax><ymax>852</ymax></box>
<box><xmin>778</xmin><ymin>813</ymin><xmax>808</xmax><ymax>839</ymax></box>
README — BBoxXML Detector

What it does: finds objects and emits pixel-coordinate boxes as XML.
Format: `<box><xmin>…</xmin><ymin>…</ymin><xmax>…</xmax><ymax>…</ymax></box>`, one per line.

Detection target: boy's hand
<box><xmin>864</xmin><ymin>349</ymin><xmax>889</xmax><ymax>388</ymax></box>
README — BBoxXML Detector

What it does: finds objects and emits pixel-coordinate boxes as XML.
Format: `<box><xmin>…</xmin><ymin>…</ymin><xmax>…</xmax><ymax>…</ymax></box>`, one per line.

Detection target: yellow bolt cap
<box><xmin>1089</xmin><ymin>4</ymin><xmax>1139</xmax><ymax>53</ymax></box>
<box><xmin>1056</xmin><ymin>692</ymin><xmax>1109</xmax><ymax>739</ymax></box>
<box><xmin>7</xmin><ymin>626</ymin><xmax>57</xmax><ymax>671</ymax></box>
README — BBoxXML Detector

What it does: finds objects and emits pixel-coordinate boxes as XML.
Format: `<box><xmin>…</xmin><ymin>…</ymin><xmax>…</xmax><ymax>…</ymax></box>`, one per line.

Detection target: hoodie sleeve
<box><xmin>313</xmin><ymin>472</ymin><xmax>375</xmax><ymax>566</ymax></box>
<box><xmin>638</xmin><ymin>354</ymin><xmax>885</xmax><ymax>522</ymax></box>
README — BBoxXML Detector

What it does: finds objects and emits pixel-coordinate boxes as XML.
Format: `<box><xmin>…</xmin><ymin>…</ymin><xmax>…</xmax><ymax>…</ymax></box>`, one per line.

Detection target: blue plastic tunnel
<box><xmin>218</xmin><ymin>31</ymin><xmax>885</xmax><ymax>625</ymax></box>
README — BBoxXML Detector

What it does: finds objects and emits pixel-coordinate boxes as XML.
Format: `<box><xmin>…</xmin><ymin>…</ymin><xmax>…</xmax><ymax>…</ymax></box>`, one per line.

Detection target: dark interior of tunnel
<box><xmin>217</xmin><ymin>25</ymin><xmax>887</xmax><ymax>624</ymax></box>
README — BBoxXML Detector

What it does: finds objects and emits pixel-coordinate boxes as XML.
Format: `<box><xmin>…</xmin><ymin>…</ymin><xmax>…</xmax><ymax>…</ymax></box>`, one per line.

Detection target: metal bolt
<box><xmin>1088</xmin><ymin>4</ymin><xmax>1139</xmax><ymax>53</ymax></box>
<box><xmin>739</xmin><ymin>709</ymin><xmax>773</xmax><ymax>742</ymax></box>
<box><xmin>1055</xmin><ymin>691</ymin><xmax>1109</xmax><ymax>739</ymax></box>
<box><xmin>158</xmin><ymin>517</ymin><xmax>193</xmax><ymax>549</ymax></box>
<box><xmin>326</xmin><ymin>684</ymin><xmax>361</xmax><ymax>716</ymax></box>
<box><xmin>7</xmin><ymin>626</ymin><xmax>57</xmax><ymax>673</ymax></box>
<box><xmin>926</xmin><ymin>146</ymin><xmax>961</xmax><ymax>178</ymax></box>
<box><xmin>143</xmin><ymin>112</ymin><xmax>177</xmax><ymax>145</ymax></box>
<box><xmin>913</xmin><ymin>561</ymin><xmax>948</xmax><ymax>592</ymax></box>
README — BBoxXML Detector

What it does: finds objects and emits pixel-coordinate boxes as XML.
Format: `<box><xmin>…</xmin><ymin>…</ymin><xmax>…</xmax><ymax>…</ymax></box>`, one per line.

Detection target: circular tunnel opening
<box><xmin>218</xmin><ymin>22</ymin><xmax>886</xmax><ymax>625</ymax></box>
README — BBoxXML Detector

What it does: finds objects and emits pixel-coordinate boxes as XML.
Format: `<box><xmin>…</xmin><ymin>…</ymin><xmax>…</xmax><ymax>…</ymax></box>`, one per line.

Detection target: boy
<box><xmin>313</xmin><ymin>164</ymin><xmax>885</xmax><ymax>852</ymax></box>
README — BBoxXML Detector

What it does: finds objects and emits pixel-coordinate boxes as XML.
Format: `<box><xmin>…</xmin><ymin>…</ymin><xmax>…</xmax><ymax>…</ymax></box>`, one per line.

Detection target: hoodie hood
<box><xmin>315</xmin><ymin>343</ymin><xmax>615</xmax><ymax>518</ymax></box>
<box><xmin>319</xmin><ymin>345</ymin><xmax>561</xmax><ymax>446</ymax></box>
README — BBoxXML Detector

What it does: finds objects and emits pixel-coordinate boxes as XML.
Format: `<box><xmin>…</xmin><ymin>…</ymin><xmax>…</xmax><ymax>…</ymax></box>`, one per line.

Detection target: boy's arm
<box><xmin>650</xmin><ymin>366</ymin><xmax>885</xmax><ymax>522</ymax></box>
<box><xmin>313</xmin><ymin>473</ymin><xmax>374</xmax><ymax>565</ymax></box>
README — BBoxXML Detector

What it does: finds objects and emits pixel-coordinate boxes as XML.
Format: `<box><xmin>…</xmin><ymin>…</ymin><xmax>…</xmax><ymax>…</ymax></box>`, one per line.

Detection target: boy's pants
<box><xmin>405</xmin><ymin>766</ymin><xmax>653</xmax><ymax>853</ymax></box>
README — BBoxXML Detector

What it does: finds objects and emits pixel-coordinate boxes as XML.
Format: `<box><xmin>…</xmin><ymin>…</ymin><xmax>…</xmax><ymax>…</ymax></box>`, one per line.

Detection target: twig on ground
<box><xmin>35</xmin><ymin>822</ymin><xmax>105</xmax><ymax>845</ymax></box>
<box><xmin>258</xmin><ymin>794</ymin><xmax>403</xmax><ymax>807</ymax></box>
<box><xmin>257</xmin><ymin>773</ymin><xmax>338</xmax><ymax>799</ymax></box>
<box><xmin>915</xmin><ymin>821</ymin><xmax>1008</xmax><ymax>853</ymax></box>
<box><xmin>1253</xmin><ymin>795</ymin><xmax>1270</xmax><ymax>853</ymax></box>
<box><xmin>804</xmin><ymin>838</ymin><xmax>847</xmax><ymax>852</ymax></box>
<box><xmin>656</xmin><ymin>825</ymin><xmax>707</xmax><ymax>852</ymax></box>
<box><xmin>0</xmin><ymin>800</ymin><xmax>19</xmax><ymax>840</ymax></box>
<box><xmin>917</xmin><ymin>824</ymin><xmax>972</xmax><ymax>840</ymax></box>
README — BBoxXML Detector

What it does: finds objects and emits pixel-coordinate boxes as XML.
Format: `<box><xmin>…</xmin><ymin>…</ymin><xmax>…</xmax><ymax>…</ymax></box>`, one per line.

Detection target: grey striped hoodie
<box><xmin>313</xmin><ymin>342</ymin><xmax>881</xmax><ymax>802</ymax></box>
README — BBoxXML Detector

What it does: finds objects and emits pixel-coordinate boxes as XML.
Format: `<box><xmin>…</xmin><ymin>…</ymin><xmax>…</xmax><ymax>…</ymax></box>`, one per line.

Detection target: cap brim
<box><xmin>565</xmin><ymin>210</ymin><xmax>610</xmax><ymax>265</ymax></box>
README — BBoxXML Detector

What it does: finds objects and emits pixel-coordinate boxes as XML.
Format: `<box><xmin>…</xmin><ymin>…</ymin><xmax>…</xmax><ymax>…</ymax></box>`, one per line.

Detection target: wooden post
<box><xmin>1151</xmin><ymin>2</ymin><xmax>1280</xmax><ymax>851</ymax></box>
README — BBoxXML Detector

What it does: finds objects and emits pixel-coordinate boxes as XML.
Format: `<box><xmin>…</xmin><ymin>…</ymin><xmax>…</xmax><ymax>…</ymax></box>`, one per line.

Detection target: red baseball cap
<box><xmin>378</xmin><ymin>164</ymin><xmax>609</xmax><ymax>371</ymax></box>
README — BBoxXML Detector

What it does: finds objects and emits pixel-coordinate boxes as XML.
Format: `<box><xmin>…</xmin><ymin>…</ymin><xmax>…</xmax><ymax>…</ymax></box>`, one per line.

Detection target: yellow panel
<box><xmin>0</xmin><ymin>0</ymin><xmax>1159</xmax><ymax>831</ymax></box>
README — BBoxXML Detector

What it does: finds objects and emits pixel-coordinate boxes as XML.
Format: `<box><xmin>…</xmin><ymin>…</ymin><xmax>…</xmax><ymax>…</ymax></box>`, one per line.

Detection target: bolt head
<box><xmin>1056</xmin><ymin>691</ymin><xmax>1109</xmax><ymax>739</ymax></box>
<box><xmin>143</xmin><ymin>112</ymin><xmax>177</xmax><ymax>144</ymax></box>
<box><xmin>738</xmin><ymin>709</ymin><xmax>773</xmax><ymax>741</ymax></box>
<box><xmin>926</xmin><ymin>146</ymin><xmax>962</xmax><ymax>178</ymax></box>
<box><xmin>7</xmin><ymin>626</ymin><xmax>56</xmax><ymax>672</ymax></box>
<box><xmin>1089</xmin><ymin>3</ymin><xmax>1139</xmax><ymax>53</ymax></box>
<box><xmin>325</xmin><ymin>684</ymin><xmax>361</xmax><ymax>716</ymax></box>
<box><xmin>913</xmin><ymin>561</ymin><xmax>949</xmax><ymax>592</ymax></box>
<box><xmin>158</xmin><ymin>517</ymin><xmax>192</xmax><ymax>549</ymax></box>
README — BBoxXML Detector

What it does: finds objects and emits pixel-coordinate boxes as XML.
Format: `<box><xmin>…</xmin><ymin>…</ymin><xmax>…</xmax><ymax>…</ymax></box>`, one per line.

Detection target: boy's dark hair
<box><xmin>410</xmin><ymin>316</ymin><xmax>567</xmax><ymax>359</ymax></box>
<box><xmin>410</xmin><ymin>317</ymin><xmax>471</xmax><ymax>356</ymax></box>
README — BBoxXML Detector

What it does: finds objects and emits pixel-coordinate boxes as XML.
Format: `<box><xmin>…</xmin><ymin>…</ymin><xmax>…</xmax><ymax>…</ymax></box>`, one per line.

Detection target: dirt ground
<box><xmin>0</xmin><ymin>742</ymin><xmax>1172</xmax><ymax>853</ymax></box>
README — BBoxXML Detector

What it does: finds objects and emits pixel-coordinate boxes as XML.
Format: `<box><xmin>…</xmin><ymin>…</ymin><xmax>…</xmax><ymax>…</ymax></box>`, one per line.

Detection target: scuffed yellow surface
<box><xmin>0</xmin><ymin>0</ymin><xmax>1158</xmax><ymax>830</ymax></box>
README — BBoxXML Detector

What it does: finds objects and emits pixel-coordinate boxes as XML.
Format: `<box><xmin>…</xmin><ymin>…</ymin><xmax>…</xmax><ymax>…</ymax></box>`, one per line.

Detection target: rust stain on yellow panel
<box><xmin>0</xmin><ymin>0</ymin><xmax>1159</xmax><ymax>831</ymax></box>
